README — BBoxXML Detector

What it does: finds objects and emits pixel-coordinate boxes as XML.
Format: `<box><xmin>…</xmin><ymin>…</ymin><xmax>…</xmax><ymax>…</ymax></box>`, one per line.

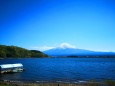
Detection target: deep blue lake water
<box><xmin>0</xmin><ymin>58</ymin><xmax>115</xmax><ymax>83</ymax></box>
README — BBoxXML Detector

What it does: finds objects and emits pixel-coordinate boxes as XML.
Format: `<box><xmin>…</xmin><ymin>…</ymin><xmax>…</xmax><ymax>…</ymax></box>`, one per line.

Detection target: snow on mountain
<box><xmin>43</xmin><ymin>43</ymin><xmax>115</xmax><ymax>56</ymax></box>
<box><xmin>58</xmin><ymin>43</ymin><xmax>76</xmax><ymax>49</ymax></box>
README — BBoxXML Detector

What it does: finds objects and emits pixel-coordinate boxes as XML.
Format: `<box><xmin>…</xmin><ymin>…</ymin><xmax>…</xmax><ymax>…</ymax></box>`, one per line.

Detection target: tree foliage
<box><xmin>0</xmin><ymin>45</ymin><xmax>48</xmax><ymax>58</ymax></box>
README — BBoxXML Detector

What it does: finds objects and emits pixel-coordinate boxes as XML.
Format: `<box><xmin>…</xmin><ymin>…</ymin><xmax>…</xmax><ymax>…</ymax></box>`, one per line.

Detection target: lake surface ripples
<box><xmin>0</xmin><ymin>57</ymin><xmax>115</xmax><ymax>83</ymax></box>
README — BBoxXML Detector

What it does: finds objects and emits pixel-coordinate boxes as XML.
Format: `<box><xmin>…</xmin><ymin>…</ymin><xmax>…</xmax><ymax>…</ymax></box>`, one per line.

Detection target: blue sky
<box><xmin>0</xmin><ymin>0</ymin><xmax>115</xmax><ymax>52</ymax></box>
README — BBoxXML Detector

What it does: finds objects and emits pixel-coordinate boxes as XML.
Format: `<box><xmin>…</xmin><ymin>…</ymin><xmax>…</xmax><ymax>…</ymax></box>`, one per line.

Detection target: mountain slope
<box><xmin>43</xmin><ymin>47</ymin><xmax>115</xmax><ymax>56</ymax></box>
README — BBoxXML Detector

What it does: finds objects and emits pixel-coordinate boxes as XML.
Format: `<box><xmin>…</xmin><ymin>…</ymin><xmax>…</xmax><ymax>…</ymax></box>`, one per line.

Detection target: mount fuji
<box><xmin>43</xmin><ymin>43</ymin><xmax>115</xmax><ymax>56</ymax></box>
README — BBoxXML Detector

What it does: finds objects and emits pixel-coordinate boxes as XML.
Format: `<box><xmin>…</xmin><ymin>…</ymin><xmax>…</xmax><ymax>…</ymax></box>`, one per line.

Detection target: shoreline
<box><xmin>0</xmin><ymin>81</ymin><xmax>102</xmax><ymax>86</ymax></box>
<box><xmin>0</xmin><ymin>80</ymin><xmax>115</xmax><ymax>86</ymax></box>
<box><xmin>0</xmin><ymin>79</ymin><xmax>115</xmax><ymax>86</ymax></box>
<box><xmin>0</xmin><ymin>56</ymin><xmax>115</xmax><ymax>59</ymax></box>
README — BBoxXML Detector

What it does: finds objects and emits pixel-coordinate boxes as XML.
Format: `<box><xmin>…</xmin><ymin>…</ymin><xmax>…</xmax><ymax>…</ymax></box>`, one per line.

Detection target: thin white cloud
<box><xmin>30</xmin><ymin>43</ymin><xmax>76</xmax><ymax>51</ymax></box>
<box><xmin>31</xmin><ymin>46</ymin><xmax>55</xmax><ymax>51</ymax></box>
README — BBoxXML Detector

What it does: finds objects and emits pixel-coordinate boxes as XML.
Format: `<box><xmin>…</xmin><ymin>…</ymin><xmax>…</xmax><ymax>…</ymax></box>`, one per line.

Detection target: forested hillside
<box><xmin>0</xmin><ymin>45</ymin><xmax>48</xmax><ymax>58</ymax></box>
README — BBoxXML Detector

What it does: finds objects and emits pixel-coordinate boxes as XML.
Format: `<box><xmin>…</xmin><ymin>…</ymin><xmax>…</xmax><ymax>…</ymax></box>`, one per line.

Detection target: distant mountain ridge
<box><xmin>43</xmin><ymin>47</ymin><xmax>115</xmax><ymax>56</ymax></box>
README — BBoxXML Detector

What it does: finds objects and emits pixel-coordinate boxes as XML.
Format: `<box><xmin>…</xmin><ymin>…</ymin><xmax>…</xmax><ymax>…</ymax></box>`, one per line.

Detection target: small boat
<box><xmin>0</xmin><ymin>63</ymin><xmax>25</xmax><ymax>73</ymax></box>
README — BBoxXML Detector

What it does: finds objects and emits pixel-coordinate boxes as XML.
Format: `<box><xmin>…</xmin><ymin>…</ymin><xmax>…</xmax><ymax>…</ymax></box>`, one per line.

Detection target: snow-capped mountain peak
<box><xmin>43</xmin><ymin>43</ymin><xmax>115</xmax><ymax>56</ymax></box>
<box><xmin>58</xmin><ymin>43</ymin><xmax>76</xmax><ymax>49</ymax></box>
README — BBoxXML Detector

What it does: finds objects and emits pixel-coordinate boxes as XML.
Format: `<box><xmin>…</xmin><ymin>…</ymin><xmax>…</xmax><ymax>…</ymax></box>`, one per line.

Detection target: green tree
<box><xmin>0</xmin><ymin>51</ymin><xmax>6</xmax><ymax>58</ymax></box>
<box><xmin>0</xmin><ymin>44</ymin><xmax>48</xmax><ymax>58</ymax></box>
